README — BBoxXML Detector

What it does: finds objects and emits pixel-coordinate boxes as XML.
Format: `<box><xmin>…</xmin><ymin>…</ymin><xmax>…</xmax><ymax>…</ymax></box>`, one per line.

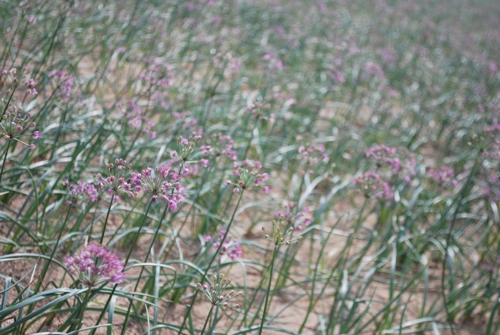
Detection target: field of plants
<box><xmin>0</xmin><ymin>0</ymin><xmax>499</xmax><ymax>334</ymax></box>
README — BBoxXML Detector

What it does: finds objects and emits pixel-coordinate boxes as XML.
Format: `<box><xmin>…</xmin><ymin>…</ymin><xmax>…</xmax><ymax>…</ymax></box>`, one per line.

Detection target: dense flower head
<box><xmin>428</xmin><ymin>165</ymin><xmax>458</xmax><ymax>189</ymax></box>
<box><xmin>130</xmin><ymin>164</ymin><xmax>184</xmax><ymax>209</ymax></box>
<box><xmin>204</xmin><ymin>229</ymin><xmax>243</xmax><ymax>261</ymax></box>
<box><xmin>63</xmin><ymin>179</ymin><xmax>99</xmax><ymax>205</ymax></box>
<box><xmin>227</xmin><ymin>159</ymin><xmax>270</xmax><ymax>193</ymax></box>
<box><xmin>65</xmin><ymin>243</ymin><xmax>125</xmax><ymax>288</ymax></box>
<box><xmin>196</xmin><ymin>274</ymin><xmax>242</xmax><ymax>309</ymax></box>
<box><xmin>353</xmin><ymin>172</ymin><xmax>394</xmax><ymax>199</ymax></box>
<box><xmin>0</xmin><ymin>107</ymin><xmax>41</xmax><ymax>149</ymax></box>
<box><xmin>95</xmin><ymin>158</ymin><xmax>139</xmax><ymax>201</ymax></box>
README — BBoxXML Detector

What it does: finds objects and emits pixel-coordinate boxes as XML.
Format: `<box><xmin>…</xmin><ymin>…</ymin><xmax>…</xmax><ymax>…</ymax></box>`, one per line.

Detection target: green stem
<box><xmin>177</xmin><ymin>191</ymin><xmax>244</xmax><ymax>335</ymax></box>
<box><xmin>99</xmin><ymin>196</ymin><xmax>115</xmax><ymax>244</ymax></box>
<box><xmin>21</xmin><ymin>204</ymin><xmax>72</xmax><ymax>334</ymax></box>
<box><xmin>67</xmin><ymin>290</ymin><xmax>92</xmax><ymax>332</ymax></box>
<box><xmin>200</xmin><ymin>305</ymin><xmax>214</xmax><ymax>335</ymax></box>
<box><xmin>0</xmin><ymin>141</ymin><xmax>11</xmax><ymax>186</ymax></box>
<box><xmin>258</xmin><ymin>246</ymin><xmax>278</xmax><ymax>335</ymax></box>
<box><xmin>88</xmin><ymin>201</ymin><xmax>153</xmax><ymax>335</ymax></box>
<box><xmin>125</xmin><ymin>201</ymin><xmax>153</xmax><ymax>266</ymax></box>
<box><xmin>120</xmin><ymin>202</ymin><xmax>169</xmax><ymax>335</ymax></box>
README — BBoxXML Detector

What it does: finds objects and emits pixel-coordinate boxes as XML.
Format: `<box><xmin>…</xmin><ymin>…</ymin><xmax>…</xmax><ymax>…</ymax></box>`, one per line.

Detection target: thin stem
<box><xmin>120</xmin><ymin>163</ymin><xmax>185</xmax><ymax>335</ymax></box>
<box><xmin>177</xmin><ymin>191</ymin><xmax>244</xmax><ymax>335</ymax></box>
<box><xmin>0</xmin><ymin>141</ymin><xmax>11</xmax><ymax>186</ymax></box>
<box><xmin>99</xmin><ymin>196</ymin><xmax>114</xmax><ymax>244</ymax></box>
<box><xmin>120</xmin><ymin>202</ymin><xmax>169</xmax><ymax>335</ymax></box>
<box><xmin>440</xmin><ymin>156</ymin><xmax>479</xmax><ymax>335</ymax></box>
<box><xmin>21</xmin><ymin>204</ymin><xmax>72</xmax><ymax>334</ymax></box>
<box><xmin>67</xmin><ymin>290</ymin><xmax>92</xmax><ymax>332</ymax></box>
<box><xmin>200</xmin><ymin>305</ymin><xmax>214</xmax><ymax>335</ymax></box>
<box><xmin>258</xmin><ymin>246</ymin><xmax>278</xmax><ymax>335</ymax></box>
<box><xmin>125</xmin><ymin>201</ymin><xmax>153</xmax><ymax>266</ymax></box>
<box><xmin>88</xmin><ymin>200</ymin><xmax>153</xmax><ymax>335</ymax></box>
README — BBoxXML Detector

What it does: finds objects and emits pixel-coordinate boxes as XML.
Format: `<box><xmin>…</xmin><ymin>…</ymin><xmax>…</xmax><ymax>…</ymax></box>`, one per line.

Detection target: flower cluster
<box><xmin>124</xmin><ymin>100</ymin><xmax>156</xmax><ymax>139</ymax></box>
<box><xmin>204</xmin><ymin>229</ymin><xmax>243</xmax><ymax>261</ymax></box>
<box><xmin>49</xmin><ymin>70</ymin><xmax>74</xmax><ymax>99</ymax></box>
<box><xmin>63</xmin><ymin>179</ymin><xmax>99</xmax><ymax>205</ymax></box>
<box><xmin>276</xmin><ymin>203</ymin><xmax>312</xmax><ymax>231</ymax></box>
<box><xmin>296</xmin><ymin>136</ymin><xmax>329</xmax><ymax>174</ymax></box>
<box><xmin>209</xmin><ymin>134</ymin><xmax>237</xmax><ymax>160</ymax></box>
<box><xmin>65</xmin><ymin>243</ymin><xmax>125</xmax><ymax>288</ymax></box>
<box><xmin>365</xmin><ymin>145</ymin><xmax>416</xmax><ymax>183</ymax></box>
<box><xmin>196</xmin><ymin>274</ymin><xmax>241</xmax><ymax>310</ymax></box>
<box><xmin>428</xmin><ymin>165</ymin><xmax>458</xmax><ymax>189</ymax></box>
<box><xmin>246</xmin><ymin>100</ymin><xmax>272</xmax><ymax>121</ymax></box>
<box><xmin>0</xmin><ymin>108</ymin><xmax>41</xmax><ymax>149</ymax></box>
<box><xmin>262</xmin><ymin>216</ymin><xmax>302</xmax><ymax>248</ymax></box>
<box><xmin>483</xmin><ymin>172</ymin><xmax>500</xmax><ymax>202</ymax></box>
<box><xmin>130</xmin><ymin>164</ymin><xmax>184</xmax><ymax>210</ymax></box>
<box><xmin>170</xmin><ymin>133</ymin><xmax>202</xmax><ymax>161</ymax></box>
<box><xmin>353</xmin><ymin>172</ymin><xmax>394</xmax><ymax>199</ymax></box>
<box><xmin>199</xmin><ymin>145</ymin><xmax>211</xmax><ymax>168</ymax></box>
<box><xmin>95</xmin><ymin>159</ymin><xmax>139</xmax><ymax>201</ymax></box>
<box><xmin>227</xmin><ymin>159</ymin><xmax>270</xmax><ymax>194</ymax></box>
<box><xmin>0</xmin><ymin>67</ymin><xmax>37</xmax><ymax>96</ymax></box>
<box><xmin>263</xmin><ymin>51</ymin><xmax>284</xmax><ymax>72</ymax></box>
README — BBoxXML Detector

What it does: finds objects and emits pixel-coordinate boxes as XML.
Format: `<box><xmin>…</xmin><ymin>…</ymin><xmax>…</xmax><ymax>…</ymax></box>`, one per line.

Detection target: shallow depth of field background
<box><xmin>0</xmin><ymin>0</ymin><xmax>499</xmax><ymax>334</ymax></box>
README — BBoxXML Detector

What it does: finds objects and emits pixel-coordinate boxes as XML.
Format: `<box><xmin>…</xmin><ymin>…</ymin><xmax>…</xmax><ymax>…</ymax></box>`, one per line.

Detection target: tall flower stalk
<box><xmin>258</xmin><ymin>218</ymin><xmax>302</xmax><ymax>335</ymax></box>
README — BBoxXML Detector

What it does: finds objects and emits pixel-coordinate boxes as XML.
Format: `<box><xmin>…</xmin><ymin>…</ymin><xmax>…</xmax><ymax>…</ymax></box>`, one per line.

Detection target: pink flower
<box><xmin>65</xmin><ymin>243</ymin><xmax>125</xmax><ymax>287</ymax></box>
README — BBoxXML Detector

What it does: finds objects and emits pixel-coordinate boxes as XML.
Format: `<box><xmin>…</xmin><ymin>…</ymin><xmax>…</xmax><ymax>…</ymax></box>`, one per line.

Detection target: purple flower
<box><xmin>229</xmin><ymin>159</ymin><xmax>270</xmax><ymax>193</ymax></box>
<box><xmin>95</xmin><ymin>159</ymin><xmax>139</xmax><ymax>200</ymax></box>
<box><xmin>65</xmin><ymin>243</ymin><xmax>125</xmax><ymax>288</ymax></box>
<box><xmin>205</xmin><ymin>230</ymin><xmax>243</xmax><ymax>261</ymax></box>
<box><xmin>131</xmin><ymin>164</ymin><xmax>184</xmax><ymax>208</ymax></box>
<box><xmin>365</xmin><ymin>145</ymin><xmax>416</xmax><ymax>183</ymax></box>
<box><xmin>428</xmin><ymin>166</ymin><xmax>458</xmax><ymax>188</ymax></box>
<box><xmin>354</xmin><ymin>172</ymin><xmax>394</xmax><ymax>200</ymax></box>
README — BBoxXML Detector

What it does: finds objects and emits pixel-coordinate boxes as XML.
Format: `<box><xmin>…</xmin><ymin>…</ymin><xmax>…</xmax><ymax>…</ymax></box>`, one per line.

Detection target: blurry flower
<box><xmin>428</xmin><ymin>165</ymin><xmax>458</xmax><ymax>189</ymax></box>
<box><xmin>365</xmin><ymin>145</ymin><xmax>416</xmax><ymax>183</ymax></box>
<box><xmin>204</xmin><ymin>229</ymin><xmax>243</xmax><ymax>261</ymax></box>
<box><xmin>276</xmin><ymin>203</ymin><xmax>312</xmax><ymax>231</ymax></box>
<box><xmin>49</xmin><ymin>70</ymin><xmax>74</xmax><ymax>99</ymax></box>
<box><xmin>353</xmin><ymin>172</ymin><xmax>394</xmax><ymax>200</ymax></box>
<box><xmin>0</xmin><ymin>108</ymin><xmax>40</xmax><ymax>149</ymax></box>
